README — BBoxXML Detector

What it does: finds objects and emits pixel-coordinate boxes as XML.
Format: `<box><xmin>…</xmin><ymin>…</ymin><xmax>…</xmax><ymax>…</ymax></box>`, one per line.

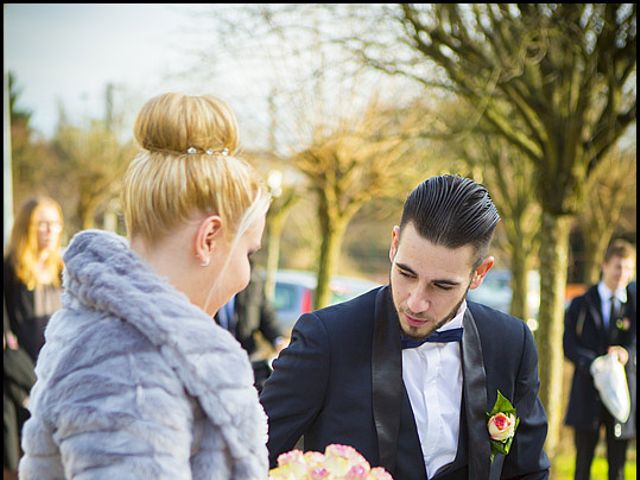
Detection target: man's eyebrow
<box><xmin>396</xmin><ymin>262</ymin><xmax>417</xmax><ymax>275</ymax></box>
<box><xmin>396</xmin><ymin>262</ymin><xmax>461</xmax><ymax>286</ymax></box>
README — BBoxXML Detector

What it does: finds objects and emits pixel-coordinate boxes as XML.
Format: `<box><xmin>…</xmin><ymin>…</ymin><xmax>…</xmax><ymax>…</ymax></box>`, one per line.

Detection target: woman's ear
<box><xmin>194</xmin><ymin>215</ymin><xmax>223</xmax><ymax>266</ymax></box>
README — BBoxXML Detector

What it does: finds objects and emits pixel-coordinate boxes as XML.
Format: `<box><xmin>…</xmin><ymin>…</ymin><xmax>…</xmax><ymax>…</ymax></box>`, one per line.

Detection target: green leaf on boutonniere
<box><xmin>488</xmin><ymin>390</ymin><xmax>517</xmax><ymax>417</ymax></box>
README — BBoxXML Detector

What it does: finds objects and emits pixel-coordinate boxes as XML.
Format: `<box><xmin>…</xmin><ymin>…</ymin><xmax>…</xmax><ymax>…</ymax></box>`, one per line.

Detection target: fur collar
<box><xmin>63</xmin><ymin>229</ymin><xmax>268</xmax><ymax>478</ymax></box>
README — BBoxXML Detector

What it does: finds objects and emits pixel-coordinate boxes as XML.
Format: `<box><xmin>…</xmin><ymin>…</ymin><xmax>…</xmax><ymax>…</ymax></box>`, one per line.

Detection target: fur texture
<box><xmin>19</xmin><ymin>230</ymin><xmax>269</xmax><ymax>479</ymax></box>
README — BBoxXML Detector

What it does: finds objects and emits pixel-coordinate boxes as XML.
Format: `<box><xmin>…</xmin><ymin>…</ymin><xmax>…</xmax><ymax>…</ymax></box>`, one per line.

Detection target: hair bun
<box><xmin>133</xmin><ymin>92</ymin><xmax>239</xmax><ymax>156</ymax></box>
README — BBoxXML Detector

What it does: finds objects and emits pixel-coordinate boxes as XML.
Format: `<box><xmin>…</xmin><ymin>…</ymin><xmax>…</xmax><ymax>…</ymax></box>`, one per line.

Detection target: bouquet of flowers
<box><xmin>268</xmin><ymin>444</ymin><xmax>394</xmax><ymax>480</ymax></box>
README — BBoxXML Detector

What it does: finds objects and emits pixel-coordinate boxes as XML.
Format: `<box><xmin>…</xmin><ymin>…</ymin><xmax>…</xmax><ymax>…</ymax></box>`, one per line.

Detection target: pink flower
<box><xmin>487</xmin><ymin>412</ymin><xmax>516</xmax><ymax>442</ymax></box>
<box><xmin>268</xmin><ymin>444</ymin><xmax>394</xmax><ymax>479</ymax></box>
<box><xmin>304</xmin><ymin>451</ymin><xmax>326</xmax><ymax>469</ymax></box>
<box><xmin>346</xmin><ymin>464</ymin><xmax>369</xmax><ymax>479</ymax></box>
<box><xmin>310</xmin><ymin>467</ymin><xmax>330</xmax><ymax>479</ymax></box>
<box><xmin>367</xmin><ymin>467</ymin><xmax>394</xmax><ymax>480</ymax></box>
<box><xmin>277</xmin><ymin>449</ymin><xmax>305</xmax><ymax>466</ymax></box>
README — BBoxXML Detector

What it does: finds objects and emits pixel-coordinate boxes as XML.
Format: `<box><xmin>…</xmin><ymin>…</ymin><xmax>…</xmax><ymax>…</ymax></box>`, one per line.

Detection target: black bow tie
<box><xmin>401</xmin><ymin>327</ymin><xmax>464</xmax><ymax>349</ymax></box>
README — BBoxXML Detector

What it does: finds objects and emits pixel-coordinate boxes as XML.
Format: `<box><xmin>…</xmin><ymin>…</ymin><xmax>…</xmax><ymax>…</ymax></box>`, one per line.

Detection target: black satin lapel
<box><xmin>372</xmin><ymin>286</ymin><xmax>403</xmax><ymax>474</ymax></box>
<box><xmin>462</xmin><ymin>308</ymin><xmax>491</xmax><ymax>478</ymax></box>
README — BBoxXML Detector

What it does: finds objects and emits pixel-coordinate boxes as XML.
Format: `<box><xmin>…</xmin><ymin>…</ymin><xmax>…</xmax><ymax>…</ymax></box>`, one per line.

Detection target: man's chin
<box><xmin>400</xmin><ymin>322</ymin><xmax>437</xmax><ymax>340</ymax></box>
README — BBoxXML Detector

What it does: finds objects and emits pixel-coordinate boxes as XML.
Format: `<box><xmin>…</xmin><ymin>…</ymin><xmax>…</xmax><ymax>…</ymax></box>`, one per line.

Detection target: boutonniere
<box><xmin>616</xmin><ymin>318</ymin><xmax>631</xmax><ymax>331</ymax></box>
<box><xmin>486</xmin><ymin>390</ymin><xmax>520</xmax><ymax>462</ymax></box>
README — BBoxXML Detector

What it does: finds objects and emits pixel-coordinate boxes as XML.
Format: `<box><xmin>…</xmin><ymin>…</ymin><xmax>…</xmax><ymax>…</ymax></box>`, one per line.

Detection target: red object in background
<box><xmin>565</xmin><ymin>283</ymin><xmax>588</xmax><ymax>302</ymax></box>
<box><xmin>301</xmin><ymin>289</ymin><xmax>313</xmax><ymax>314</ymax></box>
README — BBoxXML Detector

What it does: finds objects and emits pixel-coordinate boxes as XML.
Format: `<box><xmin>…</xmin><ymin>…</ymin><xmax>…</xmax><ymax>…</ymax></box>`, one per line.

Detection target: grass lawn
<box><xmin>553</xmin><ymin>454</ymin><xmax>636</xmax><ymax>479</ymax></box>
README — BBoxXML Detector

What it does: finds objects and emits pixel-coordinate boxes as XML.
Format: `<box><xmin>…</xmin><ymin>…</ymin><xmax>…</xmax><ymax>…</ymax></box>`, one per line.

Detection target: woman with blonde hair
<box><xmin>20</xmin><ymin>93</ymin><xmax>271</xmax><ymax>479</ymax></box>
<box><xmin>4</xmin><ymin>196</ymin><xmax>64</xmax><ymax>363</ymax></box>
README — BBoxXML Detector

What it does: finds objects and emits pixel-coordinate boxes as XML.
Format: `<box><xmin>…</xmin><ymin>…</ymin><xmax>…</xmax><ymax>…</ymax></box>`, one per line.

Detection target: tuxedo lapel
<box><xmin>461</xmin><ymin>308</ymin><xmax>491</xmax><ymax>478</ymax></box>
<box><xmin>372</xmin><ymin>286</ymin><xmax>403</xmax><ymax>474</ymax></box>
<box><xmin>585</xmin><ymin>288</ymin><xmax>605</xmax><ymax>333</ymax></box>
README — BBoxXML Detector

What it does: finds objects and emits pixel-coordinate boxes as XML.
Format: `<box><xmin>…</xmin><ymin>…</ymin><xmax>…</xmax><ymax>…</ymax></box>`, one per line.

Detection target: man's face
<box><xmin>601</xmin><ymin>255</ymin><xmax>635</xmax><ymax>292</ymax></box>
<box><xmin>388</xmin><ymin>222</ymin><xmax>494</xmax><ymax>339</ymax></box>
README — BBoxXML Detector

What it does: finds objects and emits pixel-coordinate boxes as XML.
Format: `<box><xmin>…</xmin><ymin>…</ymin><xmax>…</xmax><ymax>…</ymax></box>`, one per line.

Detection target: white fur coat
<box><xmin>19</xmin><ymin>230</ymin><xmax>269</xmax><ymax>479</ymax></box>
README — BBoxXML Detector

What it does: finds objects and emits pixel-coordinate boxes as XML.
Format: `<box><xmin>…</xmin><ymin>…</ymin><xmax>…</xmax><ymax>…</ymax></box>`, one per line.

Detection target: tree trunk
<box><xmin>535</xmin><ymin>212</ymin><xmax>573</xmax><ymax>461</ymax></box>
<box><xmin>315</xmin><ymin>219</ymin><xmax>347</xmax><ymax>309</ymax></box>
<box><xmin>78</xmin><ymin>196</ymin><xmax>97</xmax><ymax>230</ymax></box>
<box><xmin>582</xmin><ymin>241</ymin><xmax>604</xmax><ymax>285</ymax></box>
<box><xmin>582</xmin><ymin>230</ymin><xmax>611</xmax><ymax>285</ymax></box>
<box><xmin>509</xmin><ymin>244</ymin><xmax>529</xmax><ymax>321</ymax></box>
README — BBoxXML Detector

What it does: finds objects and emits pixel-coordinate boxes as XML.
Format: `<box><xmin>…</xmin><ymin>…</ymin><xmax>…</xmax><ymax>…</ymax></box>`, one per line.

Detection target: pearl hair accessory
<box><xmin>187</xmin><ymin>147</ymin><xmax>229</xmax><ymax>156</ymax></box>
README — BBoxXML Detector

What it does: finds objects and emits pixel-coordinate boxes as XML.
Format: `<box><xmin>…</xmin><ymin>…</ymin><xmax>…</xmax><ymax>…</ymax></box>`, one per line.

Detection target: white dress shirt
<box><xmin>597</xmin><ymin>282</ymin><xmax>627</xmax><ymax>329</ymax></box>
<box><xmin>402</xmin><ymin>300</ymin><xmax>466</xmax><ymax>479</ymax></box>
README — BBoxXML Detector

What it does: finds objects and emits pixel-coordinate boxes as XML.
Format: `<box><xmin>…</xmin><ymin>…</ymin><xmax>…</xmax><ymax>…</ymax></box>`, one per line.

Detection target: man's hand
<box><xmin>608</xmin><ymin>345</ymin><xmax>629</xmax><ymax>366</ymax></box>
<box><xmin>5</xmin><ymin>331</ymin><xmax>19</xmax><ymax>350</ymax></box>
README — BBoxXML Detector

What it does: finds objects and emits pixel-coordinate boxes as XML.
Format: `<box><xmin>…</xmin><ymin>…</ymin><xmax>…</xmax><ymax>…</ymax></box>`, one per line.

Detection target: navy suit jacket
<box><xmin>260</xmin><ymin>286</ymin><xmax>549</xmax><ymax>479</ymax></box>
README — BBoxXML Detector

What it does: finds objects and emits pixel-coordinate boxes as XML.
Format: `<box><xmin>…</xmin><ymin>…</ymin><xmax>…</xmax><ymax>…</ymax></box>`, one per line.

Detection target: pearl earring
<box><xmin>200</xmin><ymin>257</ymin><xmax>210</xmax><ymax>267</ymax></box>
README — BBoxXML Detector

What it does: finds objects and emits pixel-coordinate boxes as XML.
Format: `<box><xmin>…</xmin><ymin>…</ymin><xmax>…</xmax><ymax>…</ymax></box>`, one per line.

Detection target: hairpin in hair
<box><xmin>186</xmin><ymin>147</ymin><xmax>230</xmax><ymax>156</ymax></box>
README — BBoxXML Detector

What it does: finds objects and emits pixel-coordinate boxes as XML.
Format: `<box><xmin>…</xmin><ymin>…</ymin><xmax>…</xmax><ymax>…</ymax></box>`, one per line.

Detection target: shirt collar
<box><xmin>597</xmin><ymin>282</ymin><xmax>627</xmax><ymax>304</ymax></box>
<box><xmin>436</xmin><ymin>299</ymin><xmax>467</xmax><ymax>332</ymax></box>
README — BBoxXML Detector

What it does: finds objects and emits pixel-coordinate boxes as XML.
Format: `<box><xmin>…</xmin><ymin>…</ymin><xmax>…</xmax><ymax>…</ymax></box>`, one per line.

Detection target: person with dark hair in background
<box><xmin>260</xmin><ymin>174</ymin><xmax>550</xmax><ymax>479</ymax></box>
<box><xmin>216</xmin><ymin>261</ymin><xmax>288</xmax><ymax>392</ymax></box>
<box><xmin>564</xmin><ymin>239</ymin><xmax>636</xmax><ymax>480</ymax></box>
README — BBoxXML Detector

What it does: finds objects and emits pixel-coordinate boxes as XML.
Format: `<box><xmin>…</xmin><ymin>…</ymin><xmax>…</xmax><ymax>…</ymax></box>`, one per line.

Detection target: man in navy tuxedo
<box><xmin>563</xmin><ymin>240</ymin><xmax>636</xmax><ymax>480</ymax></box>
<box><xmin>260</xmin><ymin>174</ymin><xmax>550</xmax><ymax>479</ymax></box>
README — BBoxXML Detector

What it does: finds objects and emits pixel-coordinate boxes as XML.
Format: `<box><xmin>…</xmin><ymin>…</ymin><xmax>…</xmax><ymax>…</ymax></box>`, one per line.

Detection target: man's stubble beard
<box><xmin>389</xmin><ymin>273</ymin><xmax>470</xmax><ymax>340</ymax></box>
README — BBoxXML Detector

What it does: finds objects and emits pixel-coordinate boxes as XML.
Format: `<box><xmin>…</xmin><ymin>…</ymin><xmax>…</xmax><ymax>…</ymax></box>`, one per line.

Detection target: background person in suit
<box><xmin>260</xmin><ymin>174</ymin><xmax>550</xmax><ymax>480</ymax></box>
<box><xmin>563</xmin><ymin>239</ymin><xmax>636</xmax><ymax>480</ymax></box>
<box><xmin>216</xmin><ymin>263</ymin><xmax>287</xmax><ymax>391</ymax></box>
<box><xmin>216</xmin><ymin>261</ymin><xmax>287</xmax><ymax>359</ymax></box>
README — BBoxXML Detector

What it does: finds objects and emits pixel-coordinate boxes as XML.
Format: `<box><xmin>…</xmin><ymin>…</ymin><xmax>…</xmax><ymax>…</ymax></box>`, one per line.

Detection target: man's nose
<box><xmin>406</xmin><ymin>288</ymin><xmax>430</xmax><ymax>314</ymax></box>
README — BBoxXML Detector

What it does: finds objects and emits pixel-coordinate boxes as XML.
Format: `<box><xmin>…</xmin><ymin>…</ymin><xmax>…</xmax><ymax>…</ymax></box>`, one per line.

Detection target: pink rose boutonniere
<box><xmin>486</xmin><ymin>390</ymin><xmax>520</xmax><ymax>462</ymax></box>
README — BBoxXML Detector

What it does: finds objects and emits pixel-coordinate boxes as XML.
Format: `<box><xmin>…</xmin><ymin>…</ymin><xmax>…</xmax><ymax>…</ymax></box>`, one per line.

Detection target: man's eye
<box><xmin>436</xmin><ymin>284</ymin><xmax>454</xmax><ymax>291</ymax></box>
<box><xmin>398</xmin><ymin>270</ymin><xmax>414</xmax><ymax>278</ymax></box>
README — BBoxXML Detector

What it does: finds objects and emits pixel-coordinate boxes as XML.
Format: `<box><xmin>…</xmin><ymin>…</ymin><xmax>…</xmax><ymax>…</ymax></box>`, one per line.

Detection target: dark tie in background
<box><xmin>401</xmin><ymin>327</ymin><xmax>464</xmax><ymax>349</ymax></box>
<box><xmin>607</xmin><ymin>296</ymin><xmax>620</xmax><ymax>330</ymax></box>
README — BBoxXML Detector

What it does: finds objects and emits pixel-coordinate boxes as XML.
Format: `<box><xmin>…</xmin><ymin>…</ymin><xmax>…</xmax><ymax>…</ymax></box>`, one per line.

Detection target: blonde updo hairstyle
<box><xmin>122</xmin><ymin>92</ymin><xmax>270</xmax><ymax>250</ymax></box>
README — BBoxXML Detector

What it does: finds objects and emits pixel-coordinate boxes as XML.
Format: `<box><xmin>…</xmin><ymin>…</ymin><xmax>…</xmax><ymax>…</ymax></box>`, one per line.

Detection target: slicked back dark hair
<box><xmin>399</xmin><ymin>174</ymin><xmax>501</xmax><ymax>269</ymax></box>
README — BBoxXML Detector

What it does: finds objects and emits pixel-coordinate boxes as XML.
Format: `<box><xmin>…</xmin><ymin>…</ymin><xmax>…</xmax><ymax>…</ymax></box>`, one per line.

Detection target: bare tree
<box><xmin>577</xmin><ymin>146</ymin><xmax>636</xmax><ymax>284</ymax></box>
<box><xmin>294</xmin><ymin>95</ymin><xmax>424</xmax><ymax>308</ymax></box>
<box><xmin>459</xmin><ymin>133</ymin><xmax>541</xmax><ymax>322</ymax></box>
<box><xmin>51</xmin><ymin>118</ymin><xmax>136</xmax><ymax>230</ymax></box>
<box><xmin>9</xmin><ymin>72</ymin><xmax>68</xmax><ymax>221</ymax></box>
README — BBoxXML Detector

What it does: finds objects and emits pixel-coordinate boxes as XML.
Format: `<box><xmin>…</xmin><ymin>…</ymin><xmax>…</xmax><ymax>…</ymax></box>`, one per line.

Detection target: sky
<box><xmin>4</xmin><ymin>4</ymin><xmax>273</xmax><ymax>145</ymax></box>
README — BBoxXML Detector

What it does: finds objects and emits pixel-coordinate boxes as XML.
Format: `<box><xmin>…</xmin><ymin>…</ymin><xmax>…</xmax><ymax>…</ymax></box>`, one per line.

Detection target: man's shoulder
<box><xmin>467</xmin><ymin>300</ymin><xmax>522</xmax><ymax>324</ymax></box>
<box><xmin>566</xmin><ymin>284</ymin><xmax>598</xmax><ymax>309</ymax></box>
<box><xmin>308</xmin><ymin>286</ymin><xmax>382</xmax><ymax>330</ymax></box>
<box><xmin>467</xmin><ymin>301</ymin><xmax>530</xmax><ymax>339</ymax></box>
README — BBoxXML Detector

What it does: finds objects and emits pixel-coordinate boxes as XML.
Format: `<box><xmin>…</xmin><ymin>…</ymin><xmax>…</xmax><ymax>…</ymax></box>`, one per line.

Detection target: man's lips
<box><xmin>403</xmin><ymin>312</ymin><xmax>428</xmax><ymax>328</ymax></box>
